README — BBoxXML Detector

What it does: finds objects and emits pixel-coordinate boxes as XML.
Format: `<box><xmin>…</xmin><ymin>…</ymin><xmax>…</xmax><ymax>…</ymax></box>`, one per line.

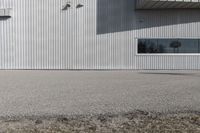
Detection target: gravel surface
<box><xmin>0</xmin><ymin>111</ymin><xmax>200</xmax><ymax>133</ymax></box>
<box><xmin>0</xmin><ymin>70</ymin><xmax>200</xmax><ymax>132</ymax></box>
<box><xmin>0</xmin><ymin>70</ymin><xmax>200</xmax><ymax>116</ymax></box>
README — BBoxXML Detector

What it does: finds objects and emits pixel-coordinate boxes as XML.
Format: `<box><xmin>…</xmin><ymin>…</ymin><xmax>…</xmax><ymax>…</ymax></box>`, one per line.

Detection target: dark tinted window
<box><xmin>138</xmin><ymin>39</ymin><xmax>200</xmax><ymax>54</ymax></box>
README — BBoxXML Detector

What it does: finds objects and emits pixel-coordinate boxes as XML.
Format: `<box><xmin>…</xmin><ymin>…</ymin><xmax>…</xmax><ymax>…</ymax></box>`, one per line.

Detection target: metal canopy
<box><xmin>136</xmin><ymin>0</ymin><xmax>200</xmax><ymax>9</ymax></box>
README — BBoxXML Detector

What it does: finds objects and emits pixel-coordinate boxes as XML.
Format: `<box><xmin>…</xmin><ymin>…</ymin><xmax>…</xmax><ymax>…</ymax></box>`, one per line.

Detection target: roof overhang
<box><xmin>136</xmin><ymin>0</ymin><xmax>200</xmax><ymax>9</ymax></box>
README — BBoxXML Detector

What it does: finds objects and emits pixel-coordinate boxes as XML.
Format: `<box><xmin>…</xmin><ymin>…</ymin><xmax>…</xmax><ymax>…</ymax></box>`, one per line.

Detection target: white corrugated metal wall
<box><xmin>0</xmin><ymin>0</ymin><xmax>200</xmax><ymax>69</ymax></box>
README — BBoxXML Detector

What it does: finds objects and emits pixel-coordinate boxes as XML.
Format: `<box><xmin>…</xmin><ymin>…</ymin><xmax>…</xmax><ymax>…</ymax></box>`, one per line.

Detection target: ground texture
<box><xmin>0</xmin><ymin>70</ymin><xmax>200</xmax><ymax>116</ymax></box>
<box><xmin>0</xmin><ymin>111</ymin><xmax>200</xmax><ymax>133</ymax></box>
<box><xmin>0</xmin><ymin>70</ymin><xmax>200</xmax><ymax>132</ymax></box>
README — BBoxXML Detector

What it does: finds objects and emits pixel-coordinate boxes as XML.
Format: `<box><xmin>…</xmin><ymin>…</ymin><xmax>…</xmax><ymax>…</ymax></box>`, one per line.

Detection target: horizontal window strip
<box><xmin>138</xmin><ymin>39</ymin><xmax>200</xmax><ymax>54</ymax></box>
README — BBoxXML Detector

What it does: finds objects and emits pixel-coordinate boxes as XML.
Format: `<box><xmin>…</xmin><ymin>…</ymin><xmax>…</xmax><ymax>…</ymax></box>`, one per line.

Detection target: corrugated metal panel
<box><xmin>0</xmin><ymin>0</ymin><xmax>200</xmax><ymax>69</ymax></box>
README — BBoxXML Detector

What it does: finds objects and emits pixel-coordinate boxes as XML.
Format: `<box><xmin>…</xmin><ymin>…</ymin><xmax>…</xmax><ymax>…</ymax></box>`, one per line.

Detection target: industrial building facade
<box><xmin>0</xmin><ymin>0</ymin><xmax>200</xmax><ymax>69</ymax></box>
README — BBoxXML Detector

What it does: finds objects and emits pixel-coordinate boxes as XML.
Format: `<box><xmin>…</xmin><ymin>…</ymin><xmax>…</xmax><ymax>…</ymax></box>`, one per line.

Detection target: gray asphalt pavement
<box><xmin>0</xmin><ymin>70</ymin><xmax>200</xmax><ymax>117</ymax></box>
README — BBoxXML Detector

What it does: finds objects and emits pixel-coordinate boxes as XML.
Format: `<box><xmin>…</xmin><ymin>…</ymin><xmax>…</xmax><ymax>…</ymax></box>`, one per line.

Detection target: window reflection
<box><xmin>138</xmin><ymin>39</ymin><xmax>200</xmax><ymax>54</ymax></box>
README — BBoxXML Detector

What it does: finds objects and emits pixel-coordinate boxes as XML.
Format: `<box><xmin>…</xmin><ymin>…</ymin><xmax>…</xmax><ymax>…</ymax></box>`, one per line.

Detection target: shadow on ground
<box><xmin>138</xmin><ymin>72</ymin><xmax>198</xmax><ymax>77</ymax></box>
